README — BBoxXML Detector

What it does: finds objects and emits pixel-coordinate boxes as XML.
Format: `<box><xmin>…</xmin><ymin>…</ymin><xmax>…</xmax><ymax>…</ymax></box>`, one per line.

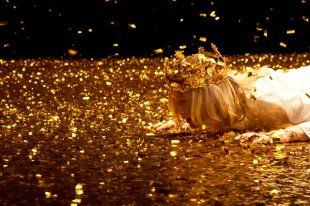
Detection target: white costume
<box><xmin>254</xmin><ymin>65</ymin><xmax>310</xmax><ymax>137</ymax></box>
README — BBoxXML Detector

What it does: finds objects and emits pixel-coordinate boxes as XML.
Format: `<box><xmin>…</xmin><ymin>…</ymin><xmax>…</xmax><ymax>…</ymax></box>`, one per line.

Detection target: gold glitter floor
<box><xmin>1</xmin><ymin>53</ymin><xmax>310</xmax><ymax>205</ymax></box>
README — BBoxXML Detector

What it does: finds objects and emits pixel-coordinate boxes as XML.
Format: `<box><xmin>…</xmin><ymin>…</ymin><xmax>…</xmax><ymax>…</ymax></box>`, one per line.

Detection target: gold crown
<box><xmin>164</xmin><ymin>44</ymin><xmax>228</xmax><ymax>92</ymax></box>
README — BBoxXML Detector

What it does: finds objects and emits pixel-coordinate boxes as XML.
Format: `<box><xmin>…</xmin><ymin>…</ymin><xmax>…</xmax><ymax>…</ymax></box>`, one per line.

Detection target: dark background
<box><xmin>0</xmin><ymin>0</ymin><xmax>309</xmax><ymax>59</ymax></box>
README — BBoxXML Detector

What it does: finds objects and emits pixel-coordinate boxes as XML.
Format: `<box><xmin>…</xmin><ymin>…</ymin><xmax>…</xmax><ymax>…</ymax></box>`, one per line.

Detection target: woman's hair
<box><xmin>168</xmin><ymin>77</ymin><xmax>246</xmax><ymax>131</ymax></box>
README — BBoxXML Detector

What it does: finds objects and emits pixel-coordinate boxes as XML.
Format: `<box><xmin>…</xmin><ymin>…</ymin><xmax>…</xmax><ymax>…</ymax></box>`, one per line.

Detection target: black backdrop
<box><xmin>0</xmin><ymin>0</ymin><xmax>309</xmax><ymax>58</ymax></box>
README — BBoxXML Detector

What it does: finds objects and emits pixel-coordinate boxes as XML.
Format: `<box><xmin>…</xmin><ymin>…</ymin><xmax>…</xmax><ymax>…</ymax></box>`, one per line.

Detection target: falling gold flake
<box><xmin>153</xmin><ymin>48</ymin><xmax>163</xmax><ymax>54</ymax></box>
<box><xmin>302</xmin><ymin>16</ymin><xmax>309</xmax><ymax>22</ymax></box>
<box><xmin>68</xmin><ymin>49</ymin><xmax>78</xmax><ymax>56</ymax></box>
<box><xmin>199</xmin><ymin>13</ymin><xmax>207</xmax><ymax>17</ymax></box>
<box><xmin>263</xmin><ymin>29</ymin><xmax>268</xmax><ymax>37</ymax></box>
<box><xmin>210</xmin><ymin>11</ymin><xmax>216</xmax><ymax>18</ymax></box>
<box><xmin>279</xmin><ymin>42</ymin><xmax>287</xmax><ymax>48</ymax></box>
<box><xmin>286</xmin><ymin>30</ymin><xmax>295</xmax><ymax>34</ymax></box>
<box><xmin>128</xmin><ymin>23</ymin><xmax>136</xmax><ymax>29</ymax></box>
<box><xmin>0</xmin><ymin>21</ymin><xmax>8</xmax><ymax>26</ymax></box>
<box><xmin>199</xmin><ymin>37</ymin><xmax>207</xmax><ymax>42</ymax></box>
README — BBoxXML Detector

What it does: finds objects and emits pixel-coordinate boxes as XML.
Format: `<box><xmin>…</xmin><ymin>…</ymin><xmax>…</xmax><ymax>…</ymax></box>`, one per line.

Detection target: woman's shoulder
<box><xmin>228</xmin><ymin>66</ymin><xmax>272</xmax><ymax>88</ymax></box>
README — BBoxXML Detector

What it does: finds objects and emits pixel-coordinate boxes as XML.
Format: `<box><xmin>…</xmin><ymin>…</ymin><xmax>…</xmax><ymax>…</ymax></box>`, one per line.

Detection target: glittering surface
<box><xmin>1</xmin><ymin>53</ymin><xmax>310</xmax><ymax>205</ymax></box>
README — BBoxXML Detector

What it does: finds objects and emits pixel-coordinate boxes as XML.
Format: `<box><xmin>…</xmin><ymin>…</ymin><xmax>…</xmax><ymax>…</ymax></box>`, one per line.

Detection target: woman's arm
<box><xmin>235</xmin><ymin>123</ymin><xmax>310</xmax><ymax>144</ymax></box>
<box><xmin>269</xmin><ymin>125</ymin><xmax>309</xmax><ymax>143</ymax></box>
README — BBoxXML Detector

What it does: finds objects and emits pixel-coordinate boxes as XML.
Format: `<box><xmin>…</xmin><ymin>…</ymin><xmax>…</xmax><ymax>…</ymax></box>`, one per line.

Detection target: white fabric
<box><xmin>253</xmin><ymin>65</ymin><xmax>310</xmax><ymax>137</ymax></box>
<box><xmin>299</xmin><ymin>121</ymin><xmax>310</xmax><ymax>138</ymax></box>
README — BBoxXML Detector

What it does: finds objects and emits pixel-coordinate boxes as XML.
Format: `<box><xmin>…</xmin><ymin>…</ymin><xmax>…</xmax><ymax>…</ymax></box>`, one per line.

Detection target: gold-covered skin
<box><xmin>0</xmin><ymin>52</ymin><xmax>310</xmax><ymax>205</ymax></box>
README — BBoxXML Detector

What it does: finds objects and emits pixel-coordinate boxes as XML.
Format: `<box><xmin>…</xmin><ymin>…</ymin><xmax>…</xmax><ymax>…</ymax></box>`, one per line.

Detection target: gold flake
<box><xmin>210</xmin><ymin>11</ymin><xmax>216</xmax><ymax>17</ymax></box>
<box><xmin>45</xmin><ymin>192</ymin><xmax>52</xmax><ymax>198</ymax></box>
<box><xmin>170</xmin><ymin>151</ymin><xmax>177</xmax><ymax>156</ymax></box>
<box><xmin>286</xmin><ymin>30</ymin><xmax>295</xmax><ymax>34</ymax></box>
<box><xmin>199</xmin><ymin>37</ymin><xmax>207</xmax><ymax>42</ymax></box>
<box><xmin>128</xmin><ymin>23</ymin><xmax>136</xmax><ymax>29</ymax></box>
<box><xmin>154</xmin><ymin>48</ymin><xmax>163</xmax><ymax>54</ymax></box>
<box><xmin>279</xmin><ymin>42</ymin><xmax>287</xmax><ymax>48</ymax></box>
<box><xmin>269</xmin><ymin>189</ymin><xmax>280</xmax><ymax>195</ymax></box>
<box><xmin>171</xmin><ymin>140</ymin><xmax>180</xmax><ymax>144</ymax></box>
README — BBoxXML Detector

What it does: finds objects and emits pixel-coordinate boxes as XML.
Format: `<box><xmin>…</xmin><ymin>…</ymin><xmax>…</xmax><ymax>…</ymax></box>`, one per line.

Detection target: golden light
<box><xmin>153</xmin><ymin>48</ymin><xmax>163</xmax><ymax>54</ymax></box>
<box><xmin>199</xmin><ymin>37</ymin><xmax>207</xmax><ymax>42</ymax></box>
<box><xmin>128</xmin><ymin>24</ymin><xmax>136</xmax><ymax>29</ymax></box>
<box><xmin>68</xmin><ymin>49</ymin><xmax>78</xmax><ymax>56</ymax></box>
<box><xmin>286</xmin><ymin>30</ymin><xmax>295</xmax><ymax>34</ymax></box>
<box><xmin>0</xmin><ymin>21</ymin><xmax>8</xmax><ymax>26</ymax></box>
<box><xmin>279</xmin><ymin>42</ymin><xmax>287</xmax><ymax>48</ymax></box>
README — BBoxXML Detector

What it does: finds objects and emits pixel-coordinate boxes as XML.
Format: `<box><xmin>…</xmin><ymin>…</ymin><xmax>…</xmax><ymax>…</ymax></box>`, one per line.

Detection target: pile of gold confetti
<box><xmin>0</xmin><ymin>52</ymin><xmax>310</xmax><ymax>205</ymax></box>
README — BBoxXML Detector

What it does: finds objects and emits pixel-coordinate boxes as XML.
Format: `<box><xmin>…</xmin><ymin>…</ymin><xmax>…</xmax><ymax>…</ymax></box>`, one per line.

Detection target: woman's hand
<box><xmin>235</xmin><ymin>125</ymin><xmax>309</xmax><ymax>144</ymax></box>
<box><xmin>145</xmin><ymin>120</ymin><xmax>177</xmax><ymax>131</ymax></box>
<box><xmin>145</xmin><ymin>120</ymin><xmax>192</xmax><ymax>131</ymax></box>
<box><xmin>234</xmin><ymin>132</ymin><xmax>271</xmax><ymax>144</ymax></box>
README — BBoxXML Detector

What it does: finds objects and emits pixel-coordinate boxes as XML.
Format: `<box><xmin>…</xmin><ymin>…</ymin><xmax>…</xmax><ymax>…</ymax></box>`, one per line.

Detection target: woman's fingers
<box><xmin>144</xmin><ymin>122</ymin><xmax>162</xmax><ymax>130</ymax></box>
<box><xmin>235</xmin><ymin>132</ymin><xmax>274</xmax><ymax>144</ymax></box>
<box><xmin>252</xmin><ymin>135</ymin><xmax>271</xmax><ymax>144</ymax></box>
<box><xmin>236</xmin><ymin>132</ymin><xmax>285</xmax><ymax>144</ymax></box>
<box><xmin>145</xmin><ymin>120</ymin><xmax>176</xmax><ymax>131</ymax></box>
<box><xmin>155</xmin><ymin>120</ymin><xmax>176</xmax><ymax>130</ymax></box>
<box><xmin>152</xmin><ymin>122</ymin><xmax>164</xmax><ymax>128</ymax></box>
<box><xmin>234</xmin><ymin>132</ymin><xmax>258</xmax><ymax>142</ymax></box>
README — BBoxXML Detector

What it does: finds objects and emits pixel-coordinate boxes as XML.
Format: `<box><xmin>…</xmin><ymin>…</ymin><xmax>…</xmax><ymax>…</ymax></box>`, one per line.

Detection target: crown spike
<box><xmin>164</xmin><ymin>44</ymin><xmax>227</xmax><ymax>92</ymax></box>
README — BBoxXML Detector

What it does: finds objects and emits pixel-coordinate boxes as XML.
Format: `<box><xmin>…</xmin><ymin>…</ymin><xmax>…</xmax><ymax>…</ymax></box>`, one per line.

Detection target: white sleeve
<box><xmin>298</xmin><ymin>121</ymin><xmax>310</xmax><ymax>138</ymax></box>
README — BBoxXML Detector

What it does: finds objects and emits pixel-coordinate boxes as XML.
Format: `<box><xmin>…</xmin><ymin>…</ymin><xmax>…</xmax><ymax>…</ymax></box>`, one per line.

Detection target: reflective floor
<box><xmin>1</xmin><ymin>52</ymin><xmax>310</xmax><ymax>205</ymax></box>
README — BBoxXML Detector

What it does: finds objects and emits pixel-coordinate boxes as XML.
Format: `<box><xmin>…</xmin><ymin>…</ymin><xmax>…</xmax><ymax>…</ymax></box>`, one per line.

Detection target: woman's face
<box><xmin>170</xmin><ymin>90</ymin><xmax>200</xmax><ymax>129</ymax></box>
<box><xmin>172</xmin><ymin>91</ymin><xmax>191</xmax><ymax>120</ymax></box>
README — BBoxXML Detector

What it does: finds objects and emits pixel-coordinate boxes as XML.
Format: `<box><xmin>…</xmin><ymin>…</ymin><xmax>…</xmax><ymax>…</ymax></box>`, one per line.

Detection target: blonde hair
<box><xmin>168</xmin><ymin>77</ymin><xmax>246</xmax><ymax>131</ymax></box>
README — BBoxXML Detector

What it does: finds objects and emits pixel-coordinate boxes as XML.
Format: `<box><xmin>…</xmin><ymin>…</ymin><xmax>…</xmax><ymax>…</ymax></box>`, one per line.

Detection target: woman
<box><xmin>146</xmin><ymin>44</ymin><xmax>310</xmax><ymax>144</ymax></box>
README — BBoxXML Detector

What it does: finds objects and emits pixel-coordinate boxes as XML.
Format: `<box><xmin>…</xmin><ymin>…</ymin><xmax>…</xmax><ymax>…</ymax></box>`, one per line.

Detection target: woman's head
<box><xmin>168</xmin><ymin>77</ymin><xmax>246</xmax><ymax>132</ymax></box>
